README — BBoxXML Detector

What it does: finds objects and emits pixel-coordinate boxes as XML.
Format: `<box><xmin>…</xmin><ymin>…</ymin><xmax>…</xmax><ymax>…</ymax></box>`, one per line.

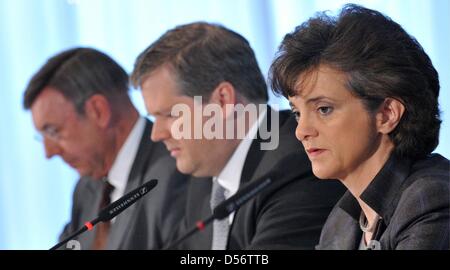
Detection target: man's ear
<box><xmin>83</xmin><ymin>94</ymin><xmax>112</xmax><ymax>128</ymax></box>
<box><xmin>208</xmin><ymin>82</ymin><xmax>236</xmax><ymax>119</ymax></box>
<box><xmin>376</xmin><ymin>98</ymin><xmax>405</xmax><ymax>134</ymax></box>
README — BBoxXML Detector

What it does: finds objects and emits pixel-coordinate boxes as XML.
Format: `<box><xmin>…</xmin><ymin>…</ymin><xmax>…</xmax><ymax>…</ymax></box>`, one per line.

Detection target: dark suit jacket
<box><xmin>317</xmin><ymin>153</ymin><xmax>450</xmax><ymax>250</ymax></box>
<box><xmin>171</xmin><ymin>109</ymin><xmax>346</xmax><ymax>250</ymax></box>
<box><xmin>59</xmin><ymin>120</ymin><xmax>188</xmax><ymax>250</ymax></box>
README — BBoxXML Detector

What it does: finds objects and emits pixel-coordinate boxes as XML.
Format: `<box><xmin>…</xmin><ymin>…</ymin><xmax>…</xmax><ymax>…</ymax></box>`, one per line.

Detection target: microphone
<box><xmin>166</xmin><ymin>176</ymin><xmax>273</xmax><ymax>249</ymax></box>
<box><xmin>50</xmin><ymin>179</ymin><xmax>158</xmax><ymax>250</ymax></box>
<box><xmin>213</xmin><ymin>177</ymin><xmax>272</xmax><ymax>220</ymax></box>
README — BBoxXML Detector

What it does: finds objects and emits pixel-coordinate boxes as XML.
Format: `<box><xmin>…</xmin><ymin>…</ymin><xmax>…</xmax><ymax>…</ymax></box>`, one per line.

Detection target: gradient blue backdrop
<box><xmin>1</xmin><ymin>0</ymin><xmax>449</xmax><ymax>249</ymax></box>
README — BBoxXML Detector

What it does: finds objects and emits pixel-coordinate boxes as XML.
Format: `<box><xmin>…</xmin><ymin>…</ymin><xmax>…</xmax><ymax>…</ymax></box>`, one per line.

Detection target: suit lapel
<box><xmin>202</xmin><ymin>179</ymin><xmax>214</xmax><ymax>249</ymax></box>
<box><xmin>77</xmin><ymin>178</ymin><xmax>103</xmax><ymax>250</ymax></box>
<box><xmin>240</xmin><ymin>108</ymin><xmax>290</xmax><ymax>184</ymax></box>
<box><xmin>327</xmin><ymin>218</ymin><xmax>361</xmax><ymax>250</ymax></box>
<box><xmin>106</xmin><ymin>120</ymin><xmax>155</xmax><ymax>249</ymax></box>
<box><xmin>320</xmin><ymin>192</ymin><xmax>363</xmax><ymax>249</ymax></box>
<box><xmin>341</xmin><ymin>220</ymin><xmax>361</xmax><ymax>249</ymax></box>
<box><xmin>228</xmin><ymin>108</ymin><xmax>282</xmax><ymax>245</ymax></box>
<box><xmin>239</xmin><ymin>107</ymin><xmax>277</xmax><ymax>185</ymax></box>
<box><xmin>180</xmin><ymin>176</ymin><xmax>213</xmax><ymax>249</ymax></box>
<box><xmin>240</xmin><ymin>136</ymin><xmax>264</xmax><ymax>185</ymax></box>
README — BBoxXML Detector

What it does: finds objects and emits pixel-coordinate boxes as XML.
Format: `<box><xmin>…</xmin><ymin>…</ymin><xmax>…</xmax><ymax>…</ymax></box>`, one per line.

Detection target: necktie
<box><xmin>91</xmin><ymin>180</ymin><xmax>114</xmax><ymax>250</ymax></box>
<box><xmin>210</xmin><ymin>180</ymin><xmax>229</xmax><ymax>250</ymax></box>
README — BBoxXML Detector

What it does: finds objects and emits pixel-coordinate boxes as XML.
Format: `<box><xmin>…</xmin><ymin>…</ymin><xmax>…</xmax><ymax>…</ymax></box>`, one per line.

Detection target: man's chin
<box><xmin>176</xmin><ymin>166</ymin><xmax>192</xmax><ymax>176</ymax></box>
<box><xmin>76</xmin><ymin>168</ymin><xmax>103</xmax><ymax>180</ymax></box>
<box><xmin>179</xmin><ymin>165</ymin><xmax>209</xmax><ymax>178</ymax></box>
<box><xmin>176</xmin><ymin>160</ymin><xmax>195</xmax><ymax>176</ymax></box>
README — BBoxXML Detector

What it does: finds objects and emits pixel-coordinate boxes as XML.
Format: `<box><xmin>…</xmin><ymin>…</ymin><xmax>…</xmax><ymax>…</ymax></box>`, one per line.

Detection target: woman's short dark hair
<box><xmin>131</xmin><ymin>22</ymin><xmax>268</xmax><ymax>103</ymax></box>
<box><xmin>270</xmin><ymin>4</ymin><xmax>441</xmax><ymax>160</ymax></box>
<box><xmin>24</xmin><ymin>47</ymin><xmax>129</xmax><ymax>114</ymax></box>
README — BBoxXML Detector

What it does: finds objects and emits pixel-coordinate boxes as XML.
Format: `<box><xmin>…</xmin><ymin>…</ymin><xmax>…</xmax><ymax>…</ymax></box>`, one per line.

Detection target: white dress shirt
<box><xmin>214</xmin><ymin>107</ymin><xmax>267</xmax><ymax>224</ymax></box>
<box><xmin>107</xmin><ymin>117</ymin><xmax>146</xmax><ymax>203</ymax></box>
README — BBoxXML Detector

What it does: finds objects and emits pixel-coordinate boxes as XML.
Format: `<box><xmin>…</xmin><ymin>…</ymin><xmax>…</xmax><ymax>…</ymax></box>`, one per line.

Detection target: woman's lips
<box><xmin>306</xmin><ymin>148</ymin><xmax>326</xmax><ymax>158</ymax></box>
<box><xmin>169</xmin><ymin>148</ymin><xmax>180</xmax><ymax>158</ymax></box>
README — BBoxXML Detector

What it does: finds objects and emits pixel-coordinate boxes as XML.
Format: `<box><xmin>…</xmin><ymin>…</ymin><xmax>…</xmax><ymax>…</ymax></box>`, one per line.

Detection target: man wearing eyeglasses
<box><xmin>23</xmin><ymin>47</ymin><xmax>187</xmax><ymax>250</ymax></box>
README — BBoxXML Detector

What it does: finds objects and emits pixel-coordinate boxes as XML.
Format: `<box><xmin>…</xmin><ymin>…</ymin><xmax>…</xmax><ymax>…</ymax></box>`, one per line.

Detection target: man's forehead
<box><xmin>141</xmin><ymin>70</ymin><xmax>195</xmax><ymax>114</ymax></box>
<box><xmin>141</xmin><ymin>65</ymin><xmax>178</xmax><ymax>88</ymax></box>
<box><xmin>33</xmin><ymin>86</ymin><xmax>70</xmax><ymax>105</ymax></box>
<box><xmin>147</xmin><ymin>95</ymin><xmax>195</xmax><ymax>117</ymax></box>
<box><xmin>31</xmin><ymin>87</ymin><xmax>74</xmax><ymax>127</ymax></box>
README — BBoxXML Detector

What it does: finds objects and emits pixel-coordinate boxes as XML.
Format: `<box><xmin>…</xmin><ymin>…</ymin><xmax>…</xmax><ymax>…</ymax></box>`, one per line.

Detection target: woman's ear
<box><xmin>376</xmin><ymin>98</ymin><xmax>405</xmax><ymax>134</ymax></box>
<box><xmin>83</xmin><ymin>94</ymin><xmax>112</xmax><ymax>129</ymax></box>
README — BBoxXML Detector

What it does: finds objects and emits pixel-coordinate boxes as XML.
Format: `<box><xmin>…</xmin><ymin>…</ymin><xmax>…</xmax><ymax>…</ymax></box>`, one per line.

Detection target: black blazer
<box><xmin>59</xmin><ymin>120</ymin><xmax>188</xmax><ymax>250</ymax></box>
<box><xmin>170</xmin><ymin>109</ymin><xmax>346</xmax><ymax>250</ymax></box>
<box><xmin>317</xmin><ymin>153</ymin><xmax>450</xmax><ymax>250</ymax></box>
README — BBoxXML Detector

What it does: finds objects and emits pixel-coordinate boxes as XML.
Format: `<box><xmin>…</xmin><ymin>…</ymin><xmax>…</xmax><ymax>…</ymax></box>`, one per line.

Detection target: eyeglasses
<box><xmin>34</xmin><ymin>125</ymin><xmax>62</xmax><ymax>142</ymax></box>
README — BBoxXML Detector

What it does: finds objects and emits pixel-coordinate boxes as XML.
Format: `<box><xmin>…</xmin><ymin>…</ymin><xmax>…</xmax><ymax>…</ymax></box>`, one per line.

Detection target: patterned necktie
<box><xmin>91</xmin><ymin>180</ymin><xmax>114</xmax><ymax>250</ymax></box>
<box><xmin>210</xmin><ymin>180</ymin><xmax>230</xmax><ymax>250</ymax></box>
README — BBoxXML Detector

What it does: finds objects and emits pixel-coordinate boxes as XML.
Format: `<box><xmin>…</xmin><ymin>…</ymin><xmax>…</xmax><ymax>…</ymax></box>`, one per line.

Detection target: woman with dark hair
<box><xmin>270</xmin><ymin>4</ymin><xmax>449</xmax><ymax>250</ymax></box>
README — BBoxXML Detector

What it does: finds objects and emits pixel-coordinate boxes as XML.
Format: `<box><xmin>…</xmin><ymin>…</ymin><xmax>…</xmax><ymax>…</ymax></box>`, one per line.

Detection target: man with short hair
<box><xmin>24</xmin><ymin>47</ymin><xmax>187</xmax><ymax>250</ymax></box>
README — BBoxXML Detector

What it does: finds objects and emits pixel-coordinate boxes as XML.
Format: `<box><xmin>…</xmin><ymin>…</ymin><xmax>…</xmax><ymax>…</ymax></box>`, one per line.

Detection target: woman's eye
<box><xmin>318</xmin><ymin>106</ymin><xmax>333</xmax><ymax>115</ymax></box>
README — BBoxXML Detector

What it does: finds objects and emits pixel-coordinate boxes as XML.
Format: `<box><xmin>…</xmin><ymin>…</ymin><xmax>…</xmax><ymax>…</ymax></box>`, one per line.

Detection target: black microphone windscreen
<box><xmin>98</xmin><ymin>179</ymin><xmax>158</xmax><ymax>222</ymax></box>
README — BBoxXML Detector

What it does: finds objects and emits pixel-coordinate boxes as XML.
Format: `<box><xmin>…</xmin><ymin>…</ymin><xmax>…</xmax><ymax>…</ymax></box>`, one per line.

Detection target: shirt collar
<box><xmin>108</xmin><ymin>117</ymin><xmax>146</xmax><ymax>202</ymax></box>
<box><xmin>338</xmin><ymin>153</ymin><xmax>412</xmax><ymax>225</ymax></box>
<box><xmin>215</xmin><ymin>107</ymin><xmax>267</xmax><ymax>198</ymax></box>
